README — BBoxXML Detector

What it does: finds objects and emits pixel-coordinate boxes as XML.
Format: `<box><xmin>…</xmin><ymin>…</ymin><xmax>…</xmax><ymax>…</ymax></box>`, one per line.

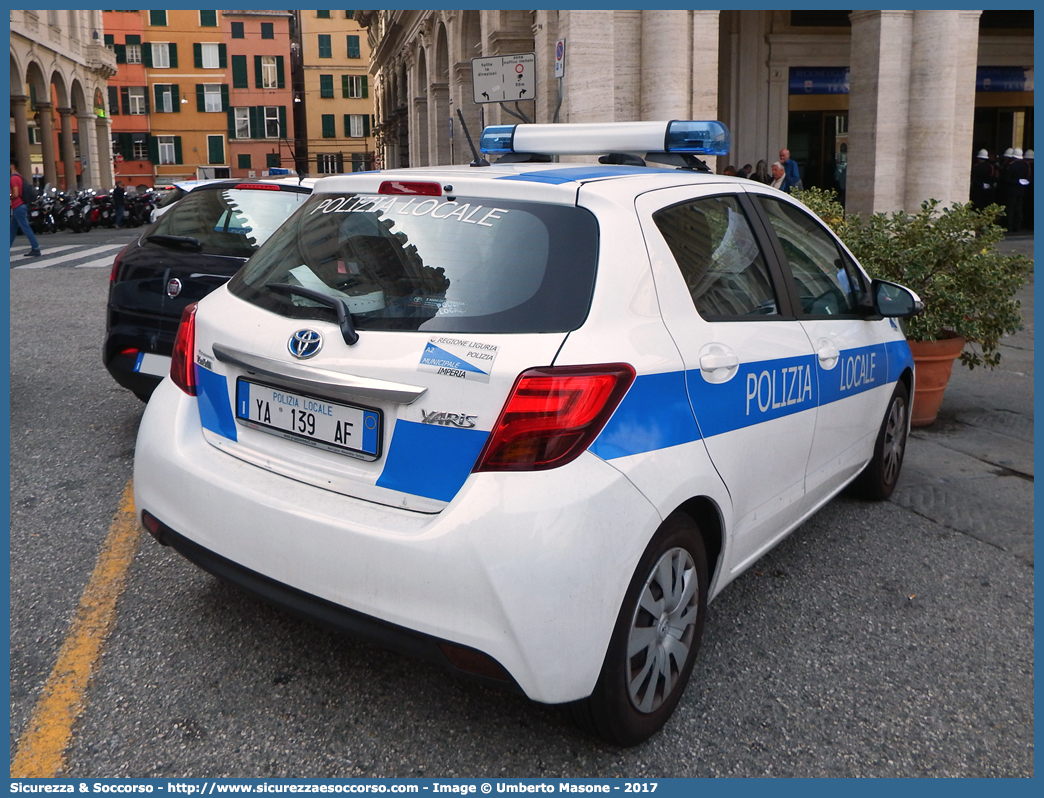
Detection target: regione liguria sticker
<box><xmin>419</xmin><ymin>337</ymin><xmax>499</xmax><ymax>383</ymax></box>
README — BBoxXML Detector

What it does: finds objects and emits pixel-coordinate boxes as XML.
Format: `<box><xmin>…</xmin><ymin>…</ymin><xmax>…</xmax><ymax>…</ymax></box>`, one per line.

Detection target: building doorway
<box><xmin>787</xmin><ymin>111</ymin><xmax>849</xmax><ymax>201</ymax></box>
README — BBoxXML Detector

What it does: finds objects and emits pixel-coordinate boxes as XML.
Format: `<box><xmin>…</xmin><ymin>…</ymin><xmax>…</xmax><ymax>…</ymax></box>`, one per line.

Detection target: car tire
<box><xmin>851</xmin><ymin>382</ymin><xmax>910</xmax><ymax>501</ymax></box>
<box><xmin>571</xmin><ymin>512</ymin><xmax>708</xmax><ymax>746</ymax></box>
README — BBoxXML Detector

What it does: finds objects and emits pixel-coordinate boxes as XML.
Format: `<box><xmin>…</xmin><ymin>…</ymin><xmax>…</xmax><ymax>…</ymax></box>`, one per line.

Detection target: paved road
<box><xmin>8</xmin><ymin>230</ymin><xmax>1034</xmax><ymax>778</ymax></box>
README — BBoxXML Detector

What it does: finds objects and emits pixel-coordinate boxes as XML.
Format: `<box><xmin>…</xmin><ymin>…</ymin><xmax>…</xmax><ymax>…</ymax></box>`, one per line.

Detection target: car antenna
<box><xmin>456</xmin><ymin>108</ymin><xmax>489</xmax><ymax>167</ymax></box>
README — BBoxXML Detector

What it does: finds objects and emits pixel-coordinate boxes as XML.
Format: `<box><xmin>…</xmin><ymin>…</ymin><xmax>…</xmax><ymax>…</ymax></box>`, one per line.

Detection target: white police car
<box><xmin>134</xmin><ymin>121</ymin><xmax>921</xmax><ymax>745</ymax></box>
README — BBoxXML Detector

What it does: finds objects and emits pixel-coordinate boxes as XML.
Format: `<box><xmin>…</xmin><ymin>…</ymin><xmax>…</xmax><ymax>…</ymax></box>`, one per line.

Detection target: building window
<box><xmin>126</xmin><ymin>43</ymin><xmax>142</xmax><ymax>64</ymax></box>
<box><xmin>238</xmin><ymin>154</ymin><xmax>252</xmax><ymax>170</ymax></box>
<box><xmin>317</xmin><ymin>153</ymin><xmax>343</xmax><ymax>174</ymax></box>
<box><xmin>158</xmin><ymin>136</ymin><xmax>176</xmax><ymax>164</ymax></box>
<box><xmin>261</xmin><ymin>56</ymin><xmax>278</xmax><ymax>89</ymax></box>
<box><xmin>151</xmin><ymin>42</ymin><xmax>170</xmax><ymax>68</ymax></box>
<box><xmin>266</xmin><ymin>153</ymin><xmax>280</xmax><ymax>168</ymax></box>
<box><xmin>128</xmin><ymin>87</ymin><xmax>147</xmax><ymax>115</ymax></box>
<box><xmin>132</xmin><ymin>134</ymin><xmax>149</xmax><ymax>161</ymax></box>
<box><xmin>342</xmin><ymin>75</ymin><xmax>367</xmax><ymax>99</ymax></box>
<box><xmin>149</xmin><ymin>10</ymin><xmax>167</xmax><ymax>27</ymax></box>
<box><xmin>231</xmin><ymin>22</ymin><xmax>244</xmax><ymax>39</ymax></box>
<box><xmin>321</xmin><ymin>115</ymin><xmax>335</xmax><ymax>138</ymax></box>
<box><xmin>318</xmin><ymin>34</ymin><xmax>332</xmax><ymax>58</ymax></box>
<box><xmin>204</xmin><ymin>85</ymin><xmax>223</xmax><ymax>113</ymax></box>
<box><xmin>234</xmin><ymin>108</ymin><xmax>250</xmax><ymax>139</ymax></box>
<box><xmin>261</xmin><ymin>22</ymin><xmax>274</xmax><ymax>39</ymax></box>
<box><xmin>200</xmin><ymin>10</ymin><xmax>217</xmax><ymax>27</ymax></box>
<box><xmin>346</xmin><ymin>114</ymin><xmax>369</xmax><ymax>138</ymax></box>
<box><xmin>208</xmin><ymin>135</ymin><xmax>225</xmax><ymax>165</ymax></box>
<box><xmin>265</xmin><ymin>107</ymin><xmax>280</xmax><ymax>139</ymax></box>
<box><xmin>156</xmin><ymin>85</ymin><xmax>175</xmax><ymax>113</ymax></box>
<box><xmin>201</xmin><ymin>43</ymin><xmax>220</xmax><ymax>69</ymax></box>
<box><xmin>320</xmin><ymin>75</ymin><xmax>334</xmax><ymax>98</ymax></box>
<box><xmin>317</xmin><ymin>10</ymin><xmax>331</xmax><ymax>19</ymax></box>
<box><xmin>346</xmin><ymin>35</ymin><xmax>360</xmax><ymax>59</ymax></box>
<box><xmin>345</xmin><ymin>11</ymin><xmax>355</xmax><ymax>20</ymax></box>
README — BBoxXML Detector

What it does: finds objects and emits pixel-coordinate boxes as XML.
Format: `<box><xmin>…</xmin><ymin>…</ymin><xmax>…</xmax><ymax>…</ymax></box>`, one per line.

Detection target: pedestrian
<box><xmin>723</xmin><ymin>164</ymin><xmax>738</xmax><ymax>176</ymax></box>
<box><xmin>770</xmin><ymin>161</ymin><xmax>785</xmax><ymax>191</ymax></box>
<box><xmin>1004</xmin><ymin>148</ymin><xmax>1030</xmax><ymax>232</ymax></box>
<box><xmin>10</xmin><ymin>159</ymin><xmax>41</xmax><ymax>257</ymax></box>
<box><xmin>1023</xmin><ymin>149</ymin><xmax>1033</xmax><ymax>231</ymax></box>
<box><xmin>113</xmin><ymin>180</ymin><xmax>126</xmax><ymax>228</ymax></box>
<box><xmin>969</xmin><ymin>149</ymin><xmax>996</xmax><ymax>212</ymax></box>
<box><xmin>738</xmin><ymin>163</ymin><xmax>752</xmax><ymax>179</ymax></box>
<box><xmin>779</xmin><ymin>148</ymin><xmax>802</xmax><ymax>193</ymax></box>
<box><xmin>751</xmin><ymin>159</ymin><xmax>772</xmax><ymax>184</ymax></box>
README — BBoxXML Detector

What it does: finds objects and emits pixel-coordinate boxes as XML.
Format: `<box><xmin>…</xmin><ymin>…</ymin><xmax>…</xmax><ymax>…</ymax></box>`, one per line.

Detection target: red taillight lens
<box><xmin>109</xmin><ymin>247</ymin><xmax>124</xmax><ymax>284</ymax></box>
<box><xmin>170</xmin><ymin>303</ymin><xmax>198</xmax><ymax>395</ymax></box>
<box><xmin>378</xmin><ymin>180</ymin><xmax>442</xmax><ymax>196</ymax></box>
<box><xmin>473</xmin><ymin>364</ymin><xmax>636</xmax><ymax>472</ymax></box>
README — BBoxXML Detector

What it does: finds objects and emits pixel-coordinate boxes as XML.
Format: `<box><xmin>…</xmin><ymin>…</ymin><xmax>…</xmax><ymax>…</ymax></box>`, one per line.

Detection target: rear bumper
<box><xmin>134</xmin><ymin>378</ymin><xmax>663</xmax><ymax>704</ymax></box>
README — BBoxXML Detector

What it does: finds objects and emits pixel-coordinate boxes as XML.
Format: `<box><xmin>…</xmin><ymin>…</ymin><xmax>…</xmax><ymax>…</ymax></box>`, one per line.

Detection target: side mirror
<box><xmin>871</xmin><ymin>279</ymin><xmax>923</xmax><ymax>318</ymax></box>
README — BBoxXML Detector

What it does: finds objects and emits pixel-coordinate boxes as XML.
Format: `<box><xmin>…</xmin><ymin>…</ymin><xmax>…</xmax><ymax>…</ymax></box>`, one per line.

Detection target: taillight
<box><xmin>170</xmin><ymin>303</ymin><xmax>198</xmax><ymax>395</ymax></box>
<box><xmin>473</xmin><ymin>364</ymin><xmax>635</xmax><ymax>472</ymax></box>
<box><xmin>109</xmin><ymin>247</ymin><xmax>123</xmax><ymax>284</ymax></box>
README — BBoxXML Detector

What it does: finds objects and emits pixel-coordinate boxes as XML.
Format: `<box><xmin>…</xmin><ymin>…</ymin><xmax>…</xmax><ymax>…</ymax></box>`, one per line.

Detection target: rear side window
<box><xmin>653</xmin><ymin>194</ymin><xmax>780</xmax><ymax>319</ymax></box>
<box><xmin>229</xmin><ymin>193</ymin><xmax>599</xmax><ymax>333</ymax></box>
<box><xmin>146</xmin><ymin>187</ymin><xmax>309</xmax><ymax>258</ymax></box>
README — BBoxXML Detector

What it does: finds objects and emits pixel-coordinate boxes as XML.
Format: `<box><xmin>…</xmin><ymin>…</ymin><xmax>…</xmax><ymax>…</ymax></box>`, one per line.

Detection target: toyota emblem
<box><xmin>165</xmin><ymin>278</ymin><xmax>183</xmax><ymax>299</ymax></box>
<box><xmin>288</xmin><ymin>329</ymin><xmax>323</xmax><ymax>359</ymax></box>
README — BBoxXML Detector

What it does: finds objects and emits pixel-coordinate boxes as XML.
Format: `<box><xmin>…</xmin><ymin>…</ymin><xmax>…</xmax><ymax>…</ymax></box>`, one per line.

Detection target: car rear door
<box><xmin>636</xmin><ymin>185</ymin><xmax>818</xmax><ymax>576</ymax></box>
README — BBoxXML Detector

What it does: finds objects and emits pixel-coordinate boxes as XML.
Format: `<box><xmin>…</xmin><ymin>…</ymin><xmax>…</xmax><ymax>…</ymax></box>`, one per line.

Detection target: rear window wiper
<box><xmin>265</xmin><ymin>283</ymin><xmax>360</xmax><ymax>346</ymax></box>
<box><xmin>145</xmin><ymin>234</ymin><xmax>203</xmax><ymax>252</ymax></box>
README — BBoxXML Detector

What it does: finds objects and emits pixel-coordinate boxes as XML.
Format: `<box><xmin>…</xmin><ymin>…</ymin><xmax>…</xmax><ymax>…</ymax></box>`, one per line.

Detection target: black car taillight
<box><xmin>109</xmin><ymin>247</ymin><xmax>124</xmax><ymax>284</ymax></box>
<box><xmin>170</xmin><ymin>303</ymin><xmax>198</xmax><ymax>395</ymax></box>
<box><xmin>473</xmin><ymin>364</ymin><xmax>635</xmax><ymax>472</ymax></box>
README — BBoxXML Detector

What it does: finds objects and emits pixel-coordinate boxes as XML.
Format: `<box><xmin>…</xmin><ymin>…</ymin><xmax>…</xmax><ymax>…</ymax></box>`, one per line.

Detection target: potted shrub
<box><xmin>795</xmin><ymin>188</ymin><xmax>1031</xmax><ymax>425</ymax></box>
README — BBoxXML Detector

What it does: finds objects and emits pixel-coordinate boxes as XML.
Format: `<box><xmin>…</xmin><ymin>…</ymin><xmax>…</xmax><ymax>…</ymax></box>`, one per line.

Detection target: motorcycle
<box><xmin>89</xmin><ymin>189</ymin><xmax>116</xmax><ymax>228</ymax></box>
<box><xmin>63</xmin><ymin>189</ymin><xmax>94</xmax><ymax>233</ymax></box>
<box><xmin>28</xmin><ymin>190</ymin><xmax>58</xmax><ymax>235</ymax></box>
<box><xmin>125</xmin><ymin>190</ymin><xmax>157</xmax><ymax>228</ymax></box>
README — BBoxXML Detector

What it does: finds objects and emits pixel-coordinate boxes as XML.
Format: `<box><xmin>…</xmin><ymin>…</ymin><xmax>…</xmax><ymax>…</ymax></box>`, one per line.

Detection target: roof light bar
<box><xmin>479</xmin><ymin>120</ymin><xmax>730</xmax><ymax>157</ymax></box>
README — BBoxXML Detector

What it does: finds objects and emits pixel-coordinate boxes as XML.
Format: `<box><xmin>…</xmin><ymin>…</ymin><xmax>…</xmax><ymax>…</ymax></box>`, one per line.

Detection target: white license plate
<box><xmin>235</xmin><ymin>379</ymin><xmax>382</xmax><ymax>460</ymax></box>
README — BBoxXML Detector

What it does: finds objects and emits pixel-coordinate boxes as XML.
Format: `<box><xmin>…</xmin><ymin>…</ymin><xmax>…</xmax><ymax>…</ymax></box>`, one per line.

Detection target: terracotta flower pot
<box><xmin>907</xmin><ymin>335</ymin><xmax>966</xmax><ymax>427</ymax></box>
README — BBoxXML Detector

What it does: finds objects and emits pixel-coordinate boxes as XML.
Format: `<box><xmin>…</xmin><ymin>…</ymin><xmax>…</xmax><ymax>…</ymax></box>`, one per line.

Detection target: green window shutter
<box><xmin>194</xmin><ymin>43</ymin><xmax>203</xmax><ymax>69</ymax></box>
<box><xmin>218</xmin><ymin>44</ymin><xmax>227</xmax><ymax>69</ymax></box>
<box><xmin>276</xmin><ymin>56</ymin><xmax>285</xmax><ymax>89</ymax></box>
<box><xmin>231</xmin><ymin>22</ymin><xmax>244</xmax><ymax>39</ymax></box>
<box><xmin>154</xmin><ymin>85</ymin><xmax>163</xmax><ymax>111</ymax></box>
<box><xmin>238</xmin><ymin>154</ymin><xmax>251</xmax><ymax>169</ymax></box>
<box><xmin>254</xmin><ymin>56</ymin><xmax>263</xmax><ymax>88</ymax></box>
<box><xmin>196</xmin><ymin>84</ymin><xmax>206</xmax><ymax>112</ymax></box>
<box><xmin>343</xmin><ymin>115</ymin><xmax>350</xmax><ymax>137</ymax></box>
<box><xmin>119</xmin><ymin>133</ymin><xmax>133</xmax><ymax>159</ymax></box>
<box><xmin>342</xmin><ymin>75</ymin><xmax>350</xmax><ymax>99</ymax></box>
<box><xmin>346</xmin><ymin>11</ymin><xmax>354</xmax><ymax>20</ymax></box>
<box><xmin>317</xmin><ymin>10</ymin><xmax>330</xmax><ymax>19</ymax></box>
<box><xmin>200</xmin><ymin>10</ymin><xmax>217</xmax><ymax>27</ymax></box>
<box><xmin>143</xmin><ymin>89</ymin><xmax>150</xmax><ymax>115</ymax></box>
<box><xmin>148</xmin><ymin>136</ymin><xmax>159</xmax><ymax>164</ymax></box>
<box><xmin>347</xmin><ymin>35</ymin><xmax>360</xmax><ymax>59</ymax></box>
<box><xmin>322</xmin><ymin>114</ymin><xmax>335</xmax><ymax>138</ymax></box>
<box><xmin>320</xmin><ymin>75</ymin><xmax>333</xmax><ymax>98</ymax></box>
<box><xmin>149</xmin><ymin>10</ymin><xmax>167</xmax><ymax>27</ymax></box>
<box><xmin>261</xmin><ymin>23</ymin><xmax>274</xmax><ymax>39</ymax></box>
<box><xmin>172</xmin><ymin>84</ymin><xmax>180</xmax><ymax>112</ymax></box>
<box><xmin>114</xmin><ymin>44</ymin><xmax>126</xmax><ymax>64</ymax></box>
<box><xmin>120</xmin><ymin>86</ymin><xmax>130</xmax><ymax>115</ymax></box>
<box><xmin>142</xmin><ymin>42</ymin><xmax>152</xmax><ymax>68</ymax></box>
<box><xmin>220</xmin><ymin>84</ymin><xmax>229</xmax><ymax>112</ymax></box>
<box><xmin>363</xmin><ymin>114</ymin><xmax>370</xmax><ymax>137</ymax></box>
<box><xmin>249</xmin><ymin>106</ymin><xmax>260</xmax><ymax>139</ymax></box>
<box><xmin>168</xmin><ymin>43</ymin><xmax>178</xmax><ymax>69</ymax></box>
<box><xmin>318</xmin><ymin>34</ymin><xmax>331</xmax><ymax>58</ymax></box>
<box><xmin>267</xmin><ymin>152</ymin><xmax>280</xmax><ymax>168</ymax></box>
<box><xmin>279</xmin><ymin>106</ymin><xmax>287</xmax><ymax>138</ymax></box>
<box><xmin>208</xmin><ymin>136</ymin><xmax>224</xmax><ymax>165</ymax></box>
<box><xmin>104</xmin><ymin>34</ymin><xmax>114</xmax><ymax>46</ymax></box>
<box><xmin>174</xmin><ymin>136</ymin><xmax>183</xmax><ymax>165</ymax></box>
<box><xmin>108</xmin><ymin>86</ymin><xmax>120</xmax><ymax>116</ymax></box>
<box><xmin>125</xmin><ymin>35</ymin><xmax>141</xmax><ymax>45</ymax></box>
<box><xmin>227</xmin><ymin>108</ymin><xmax>236</xmax><ymax>139</ymax></box>
<box><xmin>361</xmin><ymin>76</ymin><xmax>368</xmax><ymax>99</ymax></box>
<box><xmin>232</xmin><ymin>56</ymin><xmax>248</xmax><ymax>89</ymax></box>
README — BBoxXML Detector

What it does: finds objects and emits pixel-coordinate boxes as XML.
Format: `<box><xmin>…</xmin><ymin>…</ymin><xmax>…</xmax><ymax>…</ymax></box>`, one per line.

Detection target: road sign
<box><xmin>554</xmin><ymin>39</ymin><xmax>566</xmax><ymax>79</ymax></box>
<box><xmin>472</xmin><ymin>53</ymin><xmax>536</xmax><ymax>104</ymax></box>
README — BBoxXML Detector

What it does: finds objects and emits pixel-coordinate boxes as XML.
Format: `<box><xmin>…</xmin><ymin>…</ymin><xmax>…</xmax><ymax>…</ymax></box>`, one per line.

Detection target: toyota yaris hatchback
<box><xmin>134</xmin><ymin>121</ymin><xmax>921</xmax><ymax>745</ymax></box>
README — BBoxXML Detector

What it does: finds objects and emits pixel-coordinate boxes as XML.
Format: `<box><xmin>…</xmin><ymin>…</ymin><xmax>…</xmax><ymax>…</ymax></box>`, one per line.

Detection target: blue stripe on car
<box><xmin>496</xmin><ymin>166</ymin><xmax>674</xmax><ymax>184</ymax></box>
<box><xmin>376</xmin><ymin>420</ymin><xmax>489</xmax><ymax>502</ymax></box>
<box><xmin>196</xmin><ymin>365</ymin><xmax>238</xmax><ymax>441</ymax></box>
<box><xmin>591</xmin><ymin>370</ymin><xmax>701</xmax><ymax>459</ymax></box>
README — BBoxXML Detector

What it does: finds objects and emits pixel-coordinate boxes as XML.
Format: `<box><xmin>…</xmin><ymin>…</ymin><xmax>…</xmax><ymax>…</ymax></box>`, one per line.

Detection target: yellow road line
<box><xmin>11</xmin><ymin>480</ymin><xmax>141</xmax><ymax>778</ymax></box>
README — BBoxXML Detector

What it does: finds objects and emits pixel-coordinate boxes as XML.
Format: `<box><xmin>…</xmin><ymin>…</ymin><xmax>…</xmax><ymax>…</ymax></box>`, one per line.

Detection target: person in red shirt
<box><xmin>10</xmin><ymin>160</ymin><xmax>41</xmax><ymax>257</ymax></box>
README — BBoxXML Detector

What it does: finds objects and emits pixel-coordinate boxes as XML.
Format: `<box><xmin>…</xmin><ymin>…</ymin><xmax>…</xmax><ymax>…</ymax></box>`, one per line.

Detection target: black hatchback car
<box><xmin>105</xmin><ymin>179</ymin><xmax>313</xmax><ymax>400</ymax></box>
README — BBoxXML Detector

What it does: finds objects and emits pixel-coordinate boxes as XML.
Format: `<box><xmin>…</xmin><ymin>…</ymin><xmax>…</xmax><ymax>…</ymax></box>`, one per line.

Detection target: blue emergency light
<box><xmin>479</xmin><ymin>120</ymin><xmax>730</xmax><ymax>157</ymax></box>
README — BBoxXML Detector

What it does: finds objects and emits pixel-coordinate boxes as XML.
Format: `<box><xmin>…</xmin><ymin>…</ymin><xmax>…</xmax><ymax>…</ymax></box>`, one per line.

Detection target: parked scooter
<box><xmin>63</xmin><ymin>189</ymin><xmax>94</xmax><ymax>233</ymax></box>
<box><xmin>28</xmin><ymin>188</ymin><xmax>59</xmax><ymax>235</ymax></box>
<box><xmin>88</xmin><ymin>189</ymin><xmax>117</xmax><ymax>228</ymax></box>
<box><xmin>125</xmin><ymin>190</ymin><xmax>157</xmax><ymax>228</ymax></box>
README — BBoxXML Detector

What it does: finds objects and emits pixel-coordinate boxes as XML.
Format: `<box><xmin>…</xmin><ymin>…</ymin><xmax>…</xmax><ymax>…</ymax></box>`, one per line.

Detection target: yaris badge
<box><xmin>288</xmin><ymin>329</ymin><xmax>323</xmax><ymax>359</ymax></box>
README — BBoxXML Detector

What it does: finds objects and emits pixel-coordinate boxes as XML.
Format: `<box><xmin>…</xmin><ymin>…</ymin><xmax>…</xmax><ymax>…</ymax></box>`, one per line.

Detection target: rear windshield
<box><xmin>146</xmin><ymin>187</ymin><xmax>310</xmax><ymax>258</ymax></box>
<box><xmin>228</xmin><ymin>192</ymin><xmax>599</xmax><ymax>333</ymax></box>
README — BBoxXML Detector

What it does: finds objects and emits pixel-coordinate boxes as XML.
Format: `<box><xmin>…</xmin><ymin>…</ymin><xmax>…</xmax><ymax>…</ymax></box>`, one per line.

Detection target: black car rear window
<box><xmin>228</xmin><ymin>193</ymin><xmax>599</xmax><ymax>333</ymax></box>
<box><xmin>146</xmin><ymin>186</ymin><xmax>309</xmax><ymax>258</ymax></box>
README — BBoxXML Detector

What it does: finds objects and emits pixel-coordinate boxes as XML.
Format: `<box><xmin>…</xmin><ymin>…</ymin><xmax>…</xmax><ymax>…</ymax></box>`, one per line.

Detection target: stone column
<box><xmin>950</xmin><ymin>11</ymin><xmax>982</xmax><ymax>203</ymax></box>
<box><xmin>691</xmin><ymin>10</ymin><xmax>720</xmax><ymax>172</ymax></box>
<box><xmin>77</xmin><ymin>113</ymin><xmax>98</xmax><ymax>188</ymax></box>
<box><xmin>11</xmin><ymin>95</ymin><xmax>33</xmax><ymax>177</ymax></box>
<box><xmin>846</xmin><ymin>10</ymin><xmax>914</xmax><ymax>216</ymax></box>
<box><xmin>429</xmin><ymin>82</ymin><xmax>450</xmax><ymax>165</ymax></box>
<box><xmin>95</xmin><ymin>115</ymin><xmax>113</xmax><ymax>190</ymax></box>
<box><xmin>57</xmin><ymin>107</ymin><xmax>78</xmax><ymax>191</ymax></box>
<box><xmin>453</xmin><ymin>61</ymin><xmax>483</xmax><ymax>162</ymax></box>
<box><xmin>560</xmin><ymin>10</ymin><xmax>615</xmax><ymax>125</ymax></box>
<box><xmin>613</xmin><ymin>10</ymin><xmax>642</xmax><ymax>121</ymax></box>
<box><xmin>34</xmin><ymin>102</ymin><xmax>60</xmax><ymax>188</ymax></box>
<box><xmin>641</xmin><ymin>10</ymin><xmax>691</xmax><ymax>119</ymax></box>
